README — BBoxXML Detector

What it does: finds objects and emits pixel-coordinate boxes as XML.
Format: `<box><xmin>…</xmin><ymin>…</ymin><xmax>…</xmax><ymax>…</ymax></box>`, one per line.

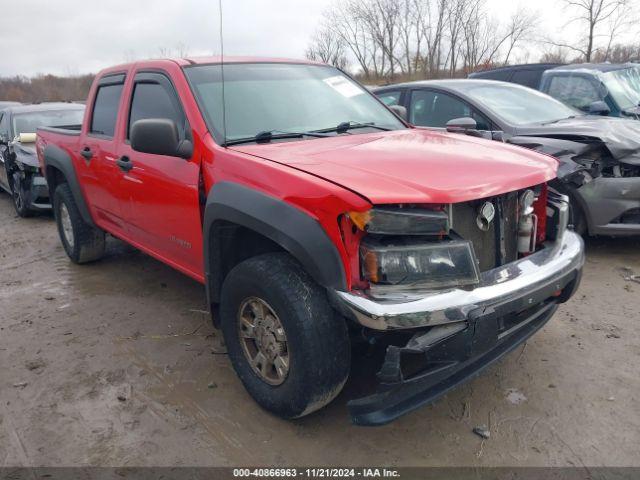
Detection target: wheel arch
<box><xmin>203</xmin><ymin>182</ymin><xmax>348</xmax><ymax>317</ymax></box>
<box><xmin>43</xmin><ymin>145</ymin><xmax>95</xmax><ymax>227</ymax></box>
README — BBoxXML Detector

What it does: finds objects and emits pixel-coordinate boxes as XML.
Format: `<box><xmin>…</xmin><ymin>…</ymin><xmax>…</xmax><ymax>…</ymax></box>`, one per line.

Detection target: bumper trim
<box><xmin>348</xmin><ymin>302</ymin><xmax>559</xmax><ymax>426</ymax></box>
<box><xmin>332</xmin><ymin>231</ymin><xmax>584</xmax><ymax>330</ymax></box>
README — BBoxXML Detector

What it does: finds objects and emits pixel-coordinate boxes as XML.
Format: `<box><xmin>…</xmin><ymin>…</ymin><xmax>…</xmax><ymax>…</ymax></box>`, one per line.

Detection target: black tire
<box><xmin>220</xmin><ymin>252</ymin><xmax>350</xmax><ymax>419</ymax></box>
<box><xmin>53</xmin><ymin>183</ymin><xmax>106</xmax><ymax>263</ymax></box>
<box><xmin>9</xmin><ymin>171</ymin><xmax>33</xmax><ymax>218</ymax></box>
<box><xmin>570</xmin><ymin>201</ymin><xmax>588</xmax><ymax>236</ymax></box>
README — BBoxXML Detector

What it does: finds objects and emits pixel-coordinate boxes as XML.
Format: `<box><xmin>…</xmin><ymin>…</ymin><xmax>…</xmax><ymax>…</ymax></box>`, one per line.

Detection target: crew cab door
<box><xmin>78</xmin><ymin>73</ymin><xmax>128</xmax><ymax>236</ymax></box>
<box><xmin>117</xmin><ymin>71</ymin><xmax>203</xmax><ymax>277</ymax></box>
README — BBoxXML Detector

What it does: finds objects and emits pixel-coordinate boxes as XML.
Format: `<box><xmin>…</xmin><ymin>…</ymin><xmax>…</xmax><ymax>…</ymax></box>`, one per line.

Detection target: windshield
<box><xmin>185</xmin><ymin>63</ymin><xmax>405</xmax><ymax>143</ymax></box>
<box><xmin>461</xmin><ymin>83</ymin><xmax>581</xmax><ymax>126</ymax></box>
<box><xmin>602</xmin><ymin>67</ymin><xmax>640</xmax><ymax>111</ymax></box>
<box><xmin>12</xmin><ymin>108</ymin><xmax>84</xmax><ymax>137</ymax></box>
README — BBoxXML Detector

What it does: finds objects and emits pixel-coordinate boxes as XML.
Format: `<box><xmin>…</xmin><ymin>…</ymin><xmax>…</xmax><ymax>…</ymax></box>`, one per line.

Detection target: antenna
<box><xmin>218</xmin><ymin>0</ymin><xmax>227</xmax><ymax>147</ymax></box>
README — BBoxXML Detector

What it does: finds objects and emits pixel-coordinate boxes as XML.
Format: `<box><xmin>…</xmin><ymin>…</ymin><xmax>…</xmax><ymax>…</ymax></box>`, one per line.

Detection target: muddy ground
<box><xmin>1</xmin><ymin>194</ymin><xmax>639</xmax><ymax>468</ymax></box>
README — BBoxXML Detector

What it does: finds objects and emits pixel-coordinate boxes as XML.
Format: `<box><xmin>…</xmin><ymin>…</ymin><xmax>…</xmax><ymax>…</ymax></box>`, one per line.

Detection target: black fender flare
<box><xmin>203</xmin><ymin>181</ymin><xmax>347</xmax><ymax>306</ymax></box>
<box><xmin>43</xmin><ymin>144</ymin><xmax>95</xmax><ymax>227</ymax></box>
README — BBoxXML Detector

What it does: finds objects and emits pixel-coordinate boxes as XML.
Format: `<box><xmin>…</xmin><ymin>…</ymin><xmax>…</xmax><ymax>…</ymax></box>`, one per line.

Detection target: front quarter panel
<box><xmin>201</xmin><ymin>135</ymin><xmax>372</xmax><ymax>301</ymax></box>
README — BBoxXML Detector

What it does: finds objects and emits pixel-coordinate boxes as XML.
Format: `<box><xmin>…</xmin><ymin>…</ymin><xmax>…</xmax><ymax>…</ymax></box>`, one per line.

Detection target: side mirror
<box><xmin>588</xmin><ymin>101</ymin><xmax>610</xmax><ymax>116</ymax></box>
<box><xmin>389</xmin><ymin>104</ymin><xmax>408</xmax><ymax>121</ymax></box>
<box><xmin>446</xmin><ymin>117</ymin><xmax>477</xmax><ymax>133</ymax></box>
<box><xmin>130</xmin><ymin>118</ymin><xmax>193</xmax><ymax>159</ymax></box>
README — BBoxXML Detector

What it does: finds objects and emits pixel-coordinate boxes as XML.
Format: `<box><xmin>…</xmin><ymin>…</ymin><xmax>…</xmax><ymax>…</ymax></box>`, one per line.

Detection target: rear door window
<box><xmin>547</xmin><ymin>75</ymin><xmax>602</xmax><ymax>111</ymax></box>
<box><xmin>409</xmin><ymin>90</ymin><xmax>491</xmax><ymax>130</ymax></box>
<box><xmin>90</xmin><ymin>82</ymin><xmax>124</xmax><ymax>137</ymax></box>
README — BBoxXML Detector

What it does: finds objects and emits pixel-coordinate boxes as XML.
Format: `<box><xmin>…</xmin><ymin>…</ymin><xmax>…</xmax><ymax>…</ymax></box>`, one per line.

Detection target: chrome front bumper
<box><xmin>332</xmin><ymin>230</ymin><xmax>585</xmax><ymax>330</ymax></box>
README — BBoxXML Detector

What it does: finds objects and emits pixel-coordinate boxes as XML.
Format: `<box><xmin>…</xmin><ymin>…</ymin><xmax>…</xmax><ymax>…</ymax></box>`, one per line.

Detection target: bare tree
<box><xmin>307</xmin><ymin>0</ymin><xmax>547</xmax><ymax>81</ymax></box>
<box><xmin>501</xmin><ymin>8</ymin><xmax>539</xmax><ymax>65</ymax></box>
<box><xmin>306</xmin><ymin>27</ymin><xmax>349</xmax><ymax>69</ymax></box>
<box><xmin>323</xmin><ymin>0</ymin><xmax>377</xmax><ymax>79</ymax></box>
<box><xmin>601</xmin><ymin>4</ymin><xmax>635</xmax><ymax>60</ymax></box>
<box><xmin>549</xmin><ymin>0</ymin><xmax>631</xmax><ymax>62</ymax></box>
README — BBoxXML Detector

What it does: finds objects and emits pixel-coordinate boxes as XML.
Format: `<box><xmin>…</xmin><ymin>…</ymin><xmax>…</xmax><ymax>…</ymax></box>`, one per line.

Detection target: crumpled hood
<box><xmin>231</xmin><ymin>129</ymin><xmax>557</xmax><ymax>204</ymax></box>
<box><xmin>13</xmin><ymin>142</ymin><xmax>39</xmax><ymax>168</ymax></box>
<box><xmin>515</xmin><ymin>115</ymin><xmax>640</xmax><ymax>162</ymax></box>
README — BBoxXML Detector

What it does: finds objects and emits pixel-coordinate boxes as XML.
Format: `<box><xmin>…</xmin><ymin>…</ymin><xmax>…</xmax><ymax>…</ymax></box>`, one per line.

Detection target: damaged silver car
<box><xmin>0</xmin><ymin>103</ymin><xmax>84</xmax><ymax>217</ymax></box>
<box><xmin>374</xmin><ymin>80</ymin><xmax>640</xmax><ymax>236</ymax></box>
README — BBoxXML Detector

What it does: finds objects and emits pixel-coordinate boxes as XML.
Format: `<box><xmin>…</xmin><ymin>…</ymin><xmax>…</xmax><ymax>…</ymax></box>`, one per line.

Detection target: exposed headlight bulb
<box><xmin>519</xmin><ymin>189</ymin><xmax>536</xmax><ymax>215</ymax></box>
<box><xmin>518</xmin><ymin>189</ymin><xmax>538</xmax><ymax>254</ymax></box>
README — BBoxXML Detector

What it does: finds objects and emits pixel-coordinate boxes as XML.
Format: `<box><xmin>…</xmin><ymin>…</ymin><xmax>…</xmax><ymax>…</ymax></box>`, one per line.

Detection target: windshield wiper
<box><xmin>542</xmin><ymin>115</ymin><xmax>579</xmax><ymax>125</ymax></box>
<box><xmin>224</xmin><ymin>129</ymin><xmax>331</xmax><ymax>147</ymax></box>
<box><xmin>314</xmin><ymin>121</ymin><xmax>392</xmax><ymax>135</ymax></box>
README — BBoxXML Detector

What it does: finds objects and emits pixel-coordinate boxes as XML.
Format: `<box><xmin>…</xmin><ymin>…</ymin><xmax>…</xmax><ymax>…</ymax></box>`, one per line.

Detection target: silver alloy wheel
<box><xmin>60</xmin><ymin>204</ymin><xmax>75</xmax><ymax>250</ymax></box>
<box><xmin>12</xmin><ymin>173</ymin><xmax>24</xmax><ymax>212</ymax></box>
<box><xmin>13</xmin><ymin>187</ymin><xmax>23</xmax><ymax>212</ymax></box>
<box><xmin>237</xmin><ymin>297</ymin><xmax>289</xmax><ymax>386</ymax></box>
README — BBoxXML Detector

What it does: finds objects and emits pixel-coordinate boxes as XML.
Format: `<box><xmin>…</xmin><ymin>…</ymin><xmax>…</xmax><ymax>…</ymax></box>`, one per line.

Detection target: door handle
<box><xmin>117</xmin><ymin>156</ymin><xmax>133</xmax><ymax>172</ymax></box>
<box><xmin>80</xmin><ymin>147</ymin><xmax>93</xmax><ymax>161</ymax></box>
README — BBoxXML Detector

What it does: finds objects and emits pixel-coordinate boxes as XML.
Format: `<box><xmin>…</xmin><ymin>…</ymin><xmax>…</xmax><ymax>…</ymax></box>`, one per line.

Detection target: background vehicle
<box><xmin>375</xmin><ymin>80</ymin><xmax>640</xmax><ymax>237</ymax></box>
<box><xmin>0</xmin><ymin>103</ymin><xmax>84</xmax><ymax>216</ymax></box>
<box><xmin>470</xmin><ymin>63</ymin><xmax>640</xmax><ymax>119</ymax></box>
<box><xmin>469</xmin><ymin>63</ymin><xmax>565</xmax><ymax>89</ymax></box>
<box><xmin>540</xmin><ymin>63</ymin><xmax>640</xmax><ymax>118</ymax></box>
<box><xmin>37</xmin><ymin>58</ymin><xmax>583</xmax><ymax>425</ymax></box>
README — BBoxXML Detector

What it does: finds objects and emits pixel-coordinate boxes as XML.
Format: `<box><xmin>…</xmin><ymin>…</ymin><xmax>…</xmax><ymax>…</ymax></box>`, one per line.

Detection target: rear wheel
<box><xmin>53</xmin><ymin>183</ymin><xmax>106</xmax><ymax>263</ymax></box>
<box><xmin>219</xmin><ymin>253</ymin><xmax>350</xmax><ymax>419</ymax></box>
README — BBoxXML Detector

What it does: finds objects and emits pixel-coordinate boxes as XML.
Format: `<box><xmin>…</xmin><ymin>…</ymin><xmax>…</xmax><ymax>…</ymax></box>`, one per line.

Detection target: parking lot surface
<box><xmin>1</xmin><ymin>195</ymin><xmax>639</xmax><ymax>467</ymax></box>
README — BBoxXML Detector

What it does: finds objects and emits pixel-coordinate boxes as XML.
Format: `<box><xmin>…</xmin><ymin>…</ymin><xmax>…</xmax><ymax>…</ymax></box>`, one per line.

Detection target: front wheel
<box><xmin>53</xmin><ymin>183</ymin><xmax>106</xmax><ymax>263</ymax></box>
<box><xmin>219</xmin><ymin>253</ymin><xmax>351</xmax><ymax>419</ymax></box>
<box><xmin>10</xmin><ymin>171</ymin><xmax>33</xmax><ymax>218</ymax></box>
<box><xmin>569</xmin><ymin>201</ymin><xmax>588</xmax><ymax>236</ymax></box>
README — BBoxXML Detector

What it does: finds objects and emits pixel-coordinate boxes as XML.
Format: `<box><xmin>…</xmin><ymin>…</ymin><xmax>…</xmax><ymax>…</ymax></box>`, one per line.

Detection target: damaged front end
<box><xmin>7</xmin><ymin>137</ymin><xmax>51</xmax><ymax>212</ymax></box>
<box><xmin>332</xmin><ymin>189</ymin><xmax>584</xmax><ymax>425</ymax></box>
<box><xmin>509</xmin><ymin>129</ymin><xmax>640</xmax><ymax>236</ymax></box>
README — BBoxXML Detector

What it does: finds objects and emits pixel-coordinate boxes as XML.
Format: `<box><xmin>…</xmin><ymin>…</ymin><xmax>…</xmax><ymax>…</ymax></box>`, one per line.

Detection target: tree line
<box><xmin>0</xmin><ymin>74</ymin><xmax>94</xmax><ymax>103</ymax></box>
<box><xmin>306</xmin><ymin>0</ymin><xmax>639</xmax><ymax>82</ymax></box>
<box><xmin>2</xmin><ymin>0</ymin><xmax>638</xmax><ymax>102</ymax></box>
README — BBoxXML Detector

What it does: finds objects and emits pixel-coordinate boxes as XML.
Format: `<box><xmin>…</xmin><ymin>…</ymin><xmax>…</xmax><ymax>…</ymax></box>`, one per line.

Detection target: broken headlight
<box><xmin>348</xmin><ymin>207</ymin><xmax>449</xmax><ymax>236</ymax></box>
<box><xmin>360</xmin><ymin>236</ymin><xmax>480</xmax><ymax>289</ymax></box>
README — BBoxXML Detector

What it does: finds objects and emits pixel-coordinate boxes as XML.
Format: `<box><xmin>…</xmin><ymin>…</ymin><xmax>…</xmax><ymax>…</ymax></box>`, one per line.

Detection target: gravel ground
<box><xmin>1</xmin><ymin>193</ymin><xmax>639</xmax><ymax>468</ymax></box>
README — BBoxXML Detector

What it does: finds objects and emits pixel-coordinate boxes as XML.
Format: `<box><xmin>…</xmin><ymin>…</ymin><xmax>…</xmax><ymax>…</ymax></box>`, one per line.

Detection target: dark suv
<box><xmin>469</xmin><ymin>63</ymin><xmax>565</xmax><ymax>89</ymax></box>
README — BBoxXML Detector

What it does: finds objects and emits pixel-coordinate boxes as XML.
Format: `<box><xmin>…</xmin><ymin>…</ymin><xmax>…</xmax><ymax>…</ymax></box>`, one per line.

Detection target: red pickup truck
<box><xmin>37</xmin><ymin>57</ymin><xmax>584</xmax><ymax>425</ymax></box>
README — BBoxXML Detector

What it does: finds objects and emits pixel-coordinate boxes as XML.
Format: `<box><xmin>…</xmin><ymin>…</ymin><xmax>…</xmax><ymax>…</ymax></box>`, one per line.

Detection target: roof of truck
<box><xmin>179</xmin><ymin>56</ymin><xmax>324</xmax><ymax>66</ymax></box>
<box><xmin>96</xmin><ymin>57</ymin><xmax>326</xmax><ymax>77</ymax></box>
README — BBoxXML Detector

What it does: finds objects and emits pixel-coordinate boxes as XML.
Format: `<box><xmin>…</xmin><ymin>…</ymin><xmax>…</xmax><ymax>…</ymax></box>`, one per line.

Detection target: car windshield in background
<box><xmin>185</xmin><ymin>63</ymin><xmax>405</xmax><ymax>143</ymax></box>
<box><xmin>602</xmin><ymin>67</ymin><xmax>640</xmax><ymax>111</ymax></box>
<box><xmin>12</xmin><ymin>109</ymin><xmax>84</xmax><ymax>137</ymax></box>
<box><xmin>461</xmin><ymin>84</ymin><xmax>582</xmax><ymax>126</ymax></box>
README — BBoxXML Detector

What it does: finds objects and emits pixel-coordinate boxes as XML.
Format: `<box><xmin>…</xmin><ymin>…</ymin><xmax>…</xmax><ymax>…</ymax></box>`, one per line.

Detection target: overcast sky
<box><xmin>0</xmin><ymin>0</ymin><xmax>633</xmax><ymax>77</ymax></box>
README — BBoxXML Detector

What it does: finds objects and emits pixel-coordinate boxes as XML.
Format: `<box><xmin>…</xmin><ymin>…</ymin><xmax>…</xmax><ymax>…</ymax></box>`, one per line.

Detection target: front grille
<box><xmin>450</xmin><ymin>192</ymin><xmax>519</xmax><ymax>271</ymax></box>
